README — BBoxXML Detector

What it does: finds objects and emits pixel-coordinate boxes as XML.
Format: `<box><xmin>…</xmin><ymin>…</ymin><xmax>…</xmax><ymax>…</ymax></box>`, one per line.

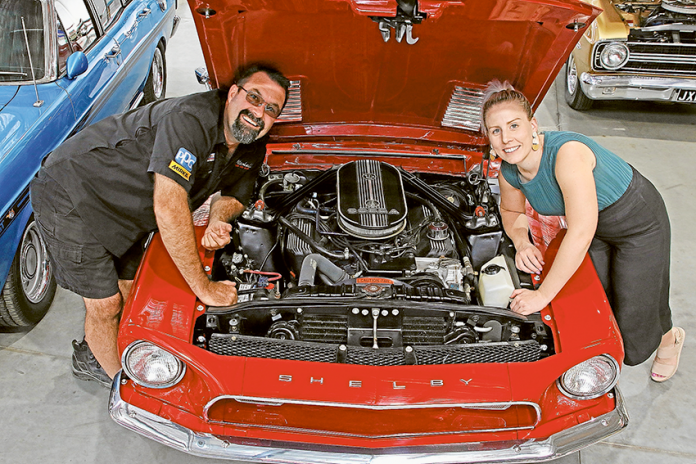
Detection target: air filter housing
<box><xmin>337</xmin><ymin>160</ymin><xmax>407</xmax><ymax>240</ymax></box>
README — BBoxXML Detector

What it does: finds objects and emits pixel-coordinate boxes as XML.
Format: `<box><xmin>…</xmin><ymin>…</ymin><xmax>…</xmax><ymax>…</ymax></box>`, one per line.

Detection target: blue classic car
<box><xmin>0</xmin><ymin>0</ymin><xmax>178</xmax><ymax>327</ymax></box>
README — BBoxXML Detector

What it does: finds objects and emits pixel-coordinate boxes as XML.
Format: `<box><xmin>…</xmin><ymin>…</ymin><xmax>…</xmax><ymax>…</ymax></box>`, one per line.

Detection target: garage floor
<box><xmin>1</xmin><ymin>3</ymin><xmax>694</xmax><ymax>463</ymax></box>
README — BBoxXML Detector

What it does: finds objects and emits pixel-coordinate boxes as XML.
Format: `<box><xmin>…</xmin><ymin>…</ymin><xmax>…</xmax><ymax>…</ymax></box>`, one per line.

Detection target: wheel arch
<box><xmin>0</xmin><ymin>201</ymin><xmax>34</xmax><ymax>291</ymax></box>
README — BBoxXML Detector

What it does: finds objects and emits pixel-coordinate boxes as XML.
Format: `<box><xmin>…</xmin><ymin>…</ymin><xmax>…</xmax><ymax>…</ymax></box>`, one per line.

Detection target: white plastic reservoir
<box><xmin>478</xmin><ymin>255</ymin><xmax>516</xmax><ymax>308</ymax></box>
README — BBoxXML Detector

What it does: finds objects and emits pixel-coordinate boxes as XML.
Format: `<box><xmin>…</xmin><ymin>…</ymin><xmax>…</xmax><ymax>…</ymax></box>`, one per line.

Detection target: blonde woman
<box><xmin>481</xmin><ymin>80</ymin><xmax>684</xmax><ymax>381</ymax></box>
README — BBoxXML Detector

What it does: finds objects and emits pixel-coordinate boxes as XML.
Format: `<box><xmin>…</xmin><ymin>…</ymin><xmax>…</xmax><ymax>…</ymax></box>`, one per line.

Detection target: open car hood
<box><xmin>188</xmin><ymin>0</ymin><xmax>599</xmax><ymax>142</ymax></box>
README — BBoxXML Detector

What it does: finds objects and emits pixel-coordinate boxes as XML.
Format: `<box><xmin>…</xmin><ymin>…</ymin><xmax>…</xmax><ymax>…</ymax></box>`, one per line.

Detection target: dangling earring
<box><xmin>489</xmin><ymin>147</ymin><xmax>497</xmax><ymax>159</ymax></box>
<box><xmin>532</xmin><ymin>131</ymin><xmax>540</xmax><ymax>151</ymax></box>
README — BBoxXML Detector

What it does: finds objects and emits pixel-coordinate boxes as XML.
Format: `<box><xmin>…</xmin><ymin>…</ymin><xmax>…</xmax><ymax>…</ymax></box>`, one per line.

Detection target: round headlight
<box><xmin>599</xmin><ymin>43</ymin><xmax>629</xmax><ymax>70</ymax></box>
<box><xmin>557</xmin><ymin>355</ymin><xmax>619</xmax><ymax>400</ymax></box>
<box><xmin>122</xmin><ymin>341</ymin><xmax>185</xmax><ymax>389</ymax></box>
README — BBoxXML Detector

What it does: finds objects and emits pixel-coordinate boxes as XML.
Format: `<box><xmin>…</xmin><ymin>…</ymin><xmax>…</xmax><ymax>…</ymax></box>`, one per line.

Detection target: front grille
<box><xmin>416</xmin><ymin>342</ymin><xmax>539</xmax><ymax>364</ymax></box>
<box><xmin>205</xmin><ymin>399</ymin><xmax>540</xmax><ymax>438</ymax></box>
<box><xmin>595</xmin><ymin>42</ymin><xmax>696</xmax><ymax>75</ymax></box>
<box><xmin>209</xmin><ymin>334</ymin><xmax>338</xmax><ymax>363</ymax></box>
<box><xmin>205</xmin><ymin>398</ymin><xmax>540</xmax><ymax>438</ymax></box>
<box><xmin>208</xmin><ymin>334</ymin><xmax>541</xmax><ymax>365</ymax></box>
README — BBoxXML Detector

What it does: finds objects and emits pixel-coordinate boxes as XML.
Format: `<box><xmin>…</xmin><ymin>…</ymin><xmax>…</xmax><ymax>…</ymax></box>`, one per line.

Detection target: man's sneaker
<box><xmin>71</xmin><ymin>339</ymin><xmax>112</xmax><ymax>388</ymax></box>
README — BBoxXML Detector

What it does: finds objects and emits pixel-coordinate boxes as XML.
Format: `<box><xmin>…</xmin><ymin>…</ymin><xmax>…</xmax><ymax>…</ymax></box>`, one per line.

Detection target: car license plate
<box><xmin>675</xmin><ymin>89</ymin><xmax>696</xmax><ymax>102</ymax></box>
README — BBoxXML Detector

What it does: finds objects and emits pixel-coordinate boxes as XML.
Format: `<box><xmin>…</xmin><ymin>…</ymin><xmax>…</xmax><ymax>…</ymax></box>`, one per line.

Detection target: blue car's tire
<box><xmin>0</xmin><ymin>218</ymin><xmax>56</xmax><ymax>327</ymax></box>
<box><xmin>142</xmin><ymin>44</ymin><xmax>166</xmax><ymax>105</ymax></box>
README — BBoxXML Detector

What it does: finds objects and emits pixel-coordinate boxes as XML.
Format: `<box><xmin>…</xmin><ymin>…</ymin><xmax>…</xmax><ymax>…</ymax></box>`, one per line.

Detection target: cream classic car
<box><xmin>565</xmin><ymin>0</ymin><xmax>696</xmax><ymax>109</ymax></box>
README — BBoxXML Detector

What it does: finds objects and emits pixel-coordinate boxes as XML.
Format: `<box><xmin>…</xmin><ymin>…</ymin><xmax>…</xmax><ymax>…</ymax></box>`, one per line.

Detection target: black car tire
<box><xmin>564</xmin><ymin>54</ymin><xmax>593</xmax><ymax>111</ymax></box>
<box><xmin>0</xmin><ymin>218</ymin><xmax>56</xmax><ymax>327</ymax></box>
<box><xmin>142</xmin><ymin>44</ymin><xmax>167</xmax><ymax>105</ymax></box>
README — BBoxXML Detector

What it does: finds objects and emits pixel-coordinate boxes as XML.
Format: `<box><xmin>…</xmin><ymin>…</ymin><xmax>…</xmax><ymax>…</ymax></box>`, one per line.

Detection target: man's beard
<box><xmin>231</xmin><ymin>109</ymin><xmax>265</xmax><ymax>144</ymax></box>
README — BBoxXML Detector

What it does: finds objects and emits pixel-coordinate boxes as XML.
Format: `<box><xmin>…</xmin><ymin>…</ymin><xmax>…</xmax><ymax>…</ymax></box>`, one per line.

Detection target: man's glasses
<box><xmin>238</xmin><ymin>86</ymin><xmax>281</xmax><ymax>119</ymax></box>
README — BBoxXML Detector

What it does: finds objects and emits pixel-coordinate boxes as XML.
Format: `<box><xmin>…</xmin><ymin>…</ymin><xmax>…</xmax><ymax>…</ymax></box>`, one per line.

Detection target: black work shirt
<box><xmin>42</xmin><ymin>90</ymin><xmax>266</xmax><ymax>257</ymax></box>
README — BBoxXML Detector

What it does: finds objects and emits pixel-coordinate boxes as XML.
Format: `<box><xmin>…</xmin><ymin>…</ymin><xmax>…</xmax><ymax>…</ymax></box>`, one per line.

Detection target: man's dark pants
<box><xmin>30</xmin><ymin>169</ymin><xmax>144</xmax><ymax>300</ymax></box>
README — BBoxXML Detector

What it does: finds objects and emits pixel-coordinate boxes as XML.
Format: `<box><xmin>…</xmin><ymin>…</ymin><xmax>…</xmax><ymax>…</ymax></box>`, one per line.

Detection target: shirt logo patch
<box><xmin>169</xmin><ymin>160</ymin><xmax>191</xmax><ymax>180</ymax></box>
<box><xmin>175</xmin><ymin>148</ymin><xmax>197</xmax><ymax>171</ymax></box>
<box><xmin>235</xmin><ymin>160</ymin><xmax>253</xmax><ymax>170</ymax></box>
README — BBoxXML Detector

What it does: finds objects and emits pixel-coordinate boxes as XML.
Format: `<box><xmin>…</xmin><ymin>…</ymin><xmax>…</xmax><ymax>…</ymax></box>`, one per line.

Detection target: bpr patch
<box><xmin>175</xmin><ymin>148</ymin><xmax>197</xmax><ymax>171</ymax></box>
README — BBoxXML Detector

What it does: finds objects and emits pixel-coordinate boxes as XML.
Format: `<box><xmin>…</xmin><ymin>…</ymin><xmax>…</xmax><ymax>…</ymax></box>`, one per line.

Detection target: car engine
<box><xmin>613</xmin><ymin>0</ymin><xmax>696</xmax><ymax>41</ymax></box>
<box><xmin>194</xmin><ymin>159</ymin><xmax>555</xmax><ymax>366</ymax></box>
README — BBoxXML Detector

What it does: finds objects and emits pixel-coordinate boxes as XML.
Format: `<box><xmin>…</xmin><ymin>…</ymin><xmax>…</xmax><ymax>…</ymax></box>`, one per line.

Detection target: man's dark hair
<box><xmin>233</xmin><ymin>63</ymin><xmax>291</xmax><ymax>108</ymax></box>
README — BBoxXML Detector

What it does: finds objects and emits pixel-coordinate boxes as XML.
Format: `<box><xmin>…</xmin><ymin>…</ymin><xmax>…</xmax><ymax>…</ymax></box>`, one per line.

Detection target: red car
<box><xmin>109</xmin><ymin>0</ymin><xmax>628</xmax><ymax>462</ymax></box>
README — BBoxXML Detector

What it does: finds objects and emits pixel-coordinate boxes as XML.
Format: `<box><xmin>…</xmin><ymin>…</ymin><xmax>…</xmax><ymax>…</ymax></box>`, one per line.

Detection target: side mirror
<box><xmin>195</xmin><ymin>67</ymin><xmax>211</xmax><ymax>89</ymax></box>
<box><xmin>66</xmin><ymin>52</ymin><xmax>88</xmax><ymax>79</ymax></box>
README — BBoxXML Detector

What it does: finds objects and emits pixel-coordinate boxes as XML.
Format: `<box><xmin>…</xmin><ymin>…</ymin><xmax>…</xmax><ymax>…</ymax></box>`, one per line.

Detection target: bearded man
<box><xmin>30</xmin><ymin>64</ymin><xmax>289</xmax><ymax>387</ymax></box>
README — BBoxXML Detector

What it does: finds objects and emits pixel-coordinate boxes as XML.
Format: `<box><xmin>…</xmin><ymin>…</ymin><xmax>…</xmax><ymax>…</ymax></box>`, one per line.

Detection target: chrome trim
<box><xmin>441</xmin><ymin>86</ymin><xmax>484</xmax><ymax>132</ymax></box>
<box><xmin>170</xmin><ymin>15</ymin><xmax>180</xmax><ymax>38</ymax></box>
<box><xmin>121</xmin><ymin>341</ymin><xmax>186</xmax><ymax>389</ymax></box>
<box><xmin>556</xmin><ymin>355</ymin><xmax>620</xmax><ymax>401</ymax></box>
<box><xmin>591</xmin><ymin>40</ymin><xmax>627</xmax><ymax>72</ymax></box>
<box><xmin>201</xmin><ymin>420</ymin><xmax>535</xmax><ymax>440</ymax></box>
<box><xmin>593</xmin><ymin>40</ymin><xmax>696</xmax><ymax>75</ymax></box>
<box><xmin>629</xmin><ymin>52</ymin><xmax>696</xmax><ymax>66</ymax></box>
<box><xmin>579</xmin><ymin>72</ymin><xmax>696</xmax><ymax>102</ymax></box>
<box><xmin>129</xmin><ymin>92</ymin><xmax>144</xmax><ymax>110</ymax></box>
<box><xmin>642</xmin><ymin>24</ymin><xmax>696</xmax><ymax>33</ymax></box>
<box><xmin>20</xmin><ymin>220</ymin><xmax>53</xmax><ymax>304</ymax></box>
<box><xmin>276</xmin><ymin>80</ymin><xmax>302</xmax><ymax>123</ymax></box>
<box><xmin>110</xmin><ymin>370</ymin><xmax>629</xmax><ymax>463</ymax></box>
<box><xmin>598</xmin><ymin>43</ymin><xmax>629</xmax><ymax>71</ymax></box>
<box><xmin>204</xmin><ymin>395</ymin><xmax>541</xmax><ymax>417</ymax></box>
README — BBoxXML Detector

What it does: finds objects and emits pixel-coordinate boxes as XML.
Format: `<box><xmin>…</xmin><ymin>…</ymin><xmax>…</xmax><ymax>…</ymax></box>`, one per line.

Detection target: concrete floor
<box><xmin>1</xmin><ymin>2</ymin><xmax>694</xmax><ymax>463</ymax></box>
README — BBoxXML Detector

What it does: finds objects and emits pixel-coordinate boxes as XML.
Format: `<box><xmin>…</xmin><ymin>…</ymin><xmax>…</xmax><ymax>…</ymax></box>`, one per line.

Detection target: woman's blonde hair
<box><xmin>480</xmin><ymin>80</ymin><xmax>533</xmax><ymax>135</ymax></box>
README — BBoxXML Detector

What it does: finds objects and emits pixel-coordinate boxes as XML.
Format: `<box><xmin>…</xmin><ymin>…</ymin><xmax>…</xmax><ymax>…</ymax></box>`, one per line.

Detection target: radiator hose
<box><xmin>298</xmin><ymin>253</ymin><xmax>350</xmax><ymax>286</ymax></box>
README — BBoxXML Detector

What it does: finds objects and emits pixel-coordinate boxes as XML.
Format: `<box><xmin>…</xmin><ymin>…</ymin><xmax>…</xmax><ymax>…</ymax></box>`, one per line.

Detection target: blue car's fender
<box><xmin>0</xmin><ymin>83</ymin><xmax>74</xmax><ymax>289</ymax></box>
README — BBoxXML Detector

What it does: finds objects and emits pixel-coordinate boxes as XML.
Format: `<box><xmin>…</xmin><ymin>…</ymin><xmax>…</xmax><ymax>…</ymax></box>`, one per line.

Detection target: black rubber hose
<box><xmin>298</xmin><ymin>253</ymin><xmax>350</xmax><ymax>286</ymax></box>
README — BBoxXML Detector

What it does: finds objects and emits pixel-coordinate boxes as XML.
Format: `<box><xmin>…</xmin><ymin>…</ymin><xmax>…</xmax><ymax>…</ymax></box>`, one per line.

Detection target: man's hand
<box><xmin>202</xmin><ymin>220</ymin><xmax>233</xmax><ymax>250</ymax></box>
<box><xmin>199</xmin><ymin>280</ymin><xmax>238</xmax><ymax>307</ymax></box>
<box><xmin>154</xmin><ymin>175</ymin><xmax>238</xmax><ymax>307</ymax></box>
<box><xmin>509</xmin><ymin>288</ymin><xmax>551</xmax><ymax>315</ymax></box>
<box><xmin>515</xmin><ymin>242</ymin><xmax>545</xmax><ymax>274</ymax></box>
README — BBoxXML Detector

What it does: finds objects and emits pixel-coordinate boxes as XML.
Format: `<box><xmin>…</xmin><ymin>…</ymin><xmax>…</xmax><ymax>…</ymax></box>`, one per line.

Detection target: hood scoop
<box><xmin>337</xmin><ymin>160</ymin><xmax>407</xmax><ymax>240</ymax></box>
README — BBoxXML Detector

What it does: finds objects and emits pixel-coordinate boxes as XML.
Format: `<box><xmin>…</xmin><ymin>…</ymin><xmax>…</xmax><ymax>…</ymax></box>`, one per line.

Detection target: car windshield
<box><xmin>0</xmin><ymin>0</ymin><xmax>45</xmax><ymax>83</ymax></box>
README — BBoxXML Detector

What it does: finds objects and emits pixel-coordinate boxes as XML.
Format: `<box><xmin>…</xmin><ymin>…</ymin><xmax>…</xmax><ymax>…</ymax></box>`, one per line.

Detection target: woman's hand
<box><xmin>515</xmin><ymin>242</ymin><xmax>545</xmax><ymax>274</ymax></box>
<box><xmin>509</xmin><ymin>288</ymin><xmax>551</xmax><ymax>315</ymax></box>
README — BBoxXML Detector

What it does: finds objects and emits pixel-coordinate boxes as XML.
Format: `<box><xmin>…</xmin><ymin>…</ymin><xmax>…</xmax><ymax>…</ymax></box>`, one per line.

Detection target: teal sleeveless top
<box><xmin>500</xmin><ymin>131</ymin><xmax>633</xmax><ymax>216</ymax></box>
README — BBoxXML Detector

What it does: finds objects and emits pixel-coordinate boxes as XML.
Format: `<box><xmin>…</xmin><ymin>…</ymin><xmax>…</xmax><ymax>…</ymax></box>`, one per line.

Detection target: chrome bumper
<box><xmin>580</xmin><ymin>73</ymin><xmax>696</xmax><ymax>102</ymax></box>
<box><xmin>109</xmin><ymin>371</ymin><xmax>628</xmax><ymax>463</ymax></box>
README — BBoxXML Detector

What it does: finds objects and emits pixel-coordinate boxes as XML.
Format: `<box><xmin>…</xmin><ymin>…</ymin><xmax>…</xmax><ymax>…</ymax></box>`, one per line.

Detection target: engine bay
<box><xmin>194</xmin><ymin>159</ymin><xmax>555</xmax><ymax>365</ymax></box>
<box><xmin>613</xmin><ymin>0</ymin><xmax>696</xmax><ymax>42</ymax></box>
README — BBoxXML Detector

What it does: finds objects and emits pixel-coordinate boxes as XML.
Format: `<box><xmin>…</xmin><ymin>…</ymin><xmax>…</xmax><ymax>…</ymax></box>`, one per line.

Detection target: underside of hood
<box><xmin>188</xmin><ymin>0</ymin><xmax>599</xmax><ymax>142</ymax></box>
